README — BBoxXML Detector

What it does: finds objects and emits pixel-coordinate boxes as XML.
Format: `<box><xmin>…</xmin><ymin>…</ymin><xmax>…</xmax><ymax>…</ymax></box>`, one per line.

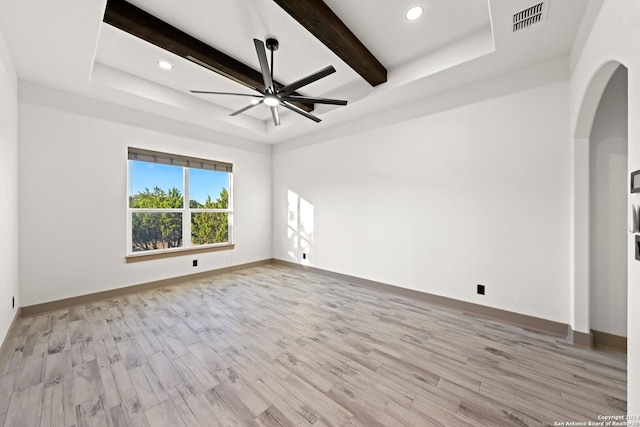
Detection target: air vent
<box><xmin>512</xmin><ymin>2</ymin><xmax>547</xmax><ymax>32</ymax></box>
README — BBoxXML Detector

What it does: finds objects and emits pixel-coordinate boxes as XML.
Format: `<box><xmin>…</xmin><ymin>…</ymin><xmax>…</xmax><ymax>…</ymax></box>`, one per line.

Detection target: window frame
<box><xmin>126</xmin><ymin>148</ymin><xmax>234</xmax><ymax>261</ymax></box>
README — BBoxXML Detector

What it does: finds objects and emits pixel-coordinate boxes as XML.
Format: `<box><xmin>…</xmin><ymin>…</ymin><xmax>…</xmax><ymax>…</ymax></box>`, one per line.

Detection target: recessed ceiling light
<box><xmin>405</xmin><ymin>5</ymin><xmax>424</xmax><ymax>21</ymax></box>
<box><xmin>157</xmin><ymin>60</ymin><xmax>173</xmax><ymax>70</ymax></box>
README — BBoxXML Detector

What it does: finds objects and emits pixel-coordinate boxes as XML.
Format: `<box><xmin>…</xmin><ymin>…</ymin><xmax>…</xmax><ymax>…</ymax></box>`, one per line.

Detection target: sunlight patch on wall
<box><xmin>287</xmin><ymin>190</ymin><xmax>315</xmax><ymax>265</ymax></box>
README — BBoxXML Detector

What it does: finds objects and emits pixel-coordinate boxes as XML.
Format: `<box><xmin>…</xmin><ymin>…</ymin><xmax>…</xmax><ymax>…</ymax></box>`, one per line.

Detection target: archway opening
<box><xmin>571</xmin><ymin>60</ymin><xmax>627</xmax><ymax>344</ymax></box>
<box><xmin>589</xmin><ymin>65</ymin><xmax>628</xmax><ymax>350</ymax></box>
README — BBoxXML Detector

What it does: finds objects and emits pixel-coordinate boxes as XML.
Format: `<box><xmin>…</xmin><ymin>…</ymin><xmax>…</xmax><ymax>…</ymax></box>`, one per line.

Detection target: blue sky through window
<box><xmin>190</xmin><ymin>168</ymin><xmax>229</xmax><ymax>205</ymax></box>
<box><xmin>129</xmin><ymin>161</ymin><xmax>228</xmax><ymax>205</ymax></box>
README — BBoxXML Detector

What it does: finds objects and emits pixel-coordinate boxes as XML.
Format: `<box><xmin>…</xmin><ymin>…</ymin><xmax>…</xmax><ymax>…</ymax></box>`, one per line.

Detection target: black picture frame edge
<box><xmin>631</xmin><ymin>170</ymin><xmax>640</xmax><ymax>193</ymax></box>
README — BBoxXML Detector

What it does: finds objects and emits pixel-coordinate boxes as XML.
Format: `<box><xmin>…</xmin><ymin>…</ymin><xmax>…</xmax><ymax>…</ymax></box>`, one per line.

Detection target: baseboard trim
<box><xmin>20</xmin><ymin>259</ymin><xmax>272</xmax><ymax>317</ymax></box>
<box><xmin>568</xmin><ymin>328</ymin><xmax>593</xmax><ymax>348</ymax></box>
<box><xmin>273</xmin><ymin>259</ymin><xmax>571</xmax><ymax>339</ymax></box>
<box><xmin>0</xmin><ymin>308</ymin><xmax>22</xmax><ymax>373</ymax></box>
<box><xmin>592</xmin><ymin>329</ymin><xmax>627</xmax><ymax>352</ymax></box>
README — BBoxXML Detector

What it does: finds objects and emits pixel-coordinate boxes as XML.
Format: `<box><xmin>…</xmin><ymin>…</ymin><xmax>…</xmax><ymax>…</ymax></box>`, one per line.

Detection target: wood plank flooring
<box><xmin>0</xmin><ymin>265</ymin><xmax>627</xmax><ymax>426</ymax></box>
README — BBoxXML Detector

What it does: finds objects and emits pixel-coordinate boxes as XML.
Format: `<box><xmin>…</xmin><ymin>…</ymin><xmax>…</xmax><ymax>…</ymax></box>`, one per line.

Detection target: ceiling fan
<box><xmin>190</xmin><ymin>38</ymin><xmax>348</xmax><ymax>126</ymax></box>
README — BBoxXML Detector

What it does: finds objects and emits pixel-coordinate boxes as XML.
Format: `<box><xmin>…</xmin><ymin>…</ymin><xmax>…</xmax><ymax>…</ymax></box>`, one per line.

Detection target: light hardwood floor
<box><xmin>0</xmin><ymin>265</ymin><xmax>627</xmax><ymax>426</ymax></box>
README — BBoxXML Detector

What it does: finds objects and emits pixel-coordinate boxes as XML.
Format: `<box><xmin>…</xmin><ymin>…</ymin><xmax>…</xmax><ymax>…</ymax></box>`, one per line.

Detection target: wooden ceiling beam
<box><xmin>103</xmin><ymin>0</ymin><xmax>313</xmax><ymax>112</ymax></box>
<box><xmin>272</xmin><ymin>0</ymin><xmax>387</xmax><ymax>87</ymax></box>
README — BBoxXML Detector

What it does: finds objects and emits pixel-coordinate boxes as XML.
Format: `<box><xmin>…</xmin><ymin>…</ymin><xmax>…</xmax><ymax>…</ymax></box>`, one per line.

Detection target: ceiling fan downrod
<box><xmin>265</xmin><ymin>37</ymin><xmax>279</xmax><ymax>86</ymax></box>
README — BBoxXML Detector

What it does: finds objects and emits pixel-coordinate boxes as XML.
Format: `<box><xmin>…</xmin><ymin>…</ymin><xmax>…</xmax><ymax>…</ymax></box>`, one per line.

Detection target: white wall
<box><xmin>18</xmin><ymin>87</ymin><xmax>272</xmax><ymax>307</ymax></box>
<box><xmin>0</xmin><ymin>29</ymin><xmax>19</xmax><ymax>344</ymax></box>
<box><xmin>273</xmin><ymin>62</ymin><xmax>571</xmax><ymax>324</ymax></box>
<box><xmin>589</xmin><ymin>65</ymin><xmax>628</xmax><ymax>337</ymax></box>
<box><xmin>569</xmin><ymin>0</ymin><xmax>640</xmax><ymax>411</ymax></box>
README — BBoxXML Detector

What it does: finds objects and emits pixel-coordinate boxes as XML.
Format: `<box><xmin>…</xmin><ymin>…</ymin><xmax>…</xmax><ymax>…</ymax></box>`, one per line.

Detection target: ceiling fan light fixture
<box><xmin>157</xmin><ymin>60</ymin><xmax>173</xmax><ymax>70</ymax></box>
<box><xmin>405</xmin><ymin>5</ymin><xmax>424</xmax><ymax>21</ymax></box>
<box><xmin>264</xmin><ymin>95</ymin><xmax>280</xmax><ymax>107</ymax></box>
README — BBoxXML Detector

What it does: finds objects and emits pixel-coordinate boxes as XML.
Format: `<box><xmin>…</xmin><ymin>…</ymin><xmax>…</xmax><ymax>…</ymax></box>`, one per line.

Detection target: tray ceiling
<box><xmin>0</xmin><ymin>0</ymin><xmax>588</xmax><ymax>144</ymax></box>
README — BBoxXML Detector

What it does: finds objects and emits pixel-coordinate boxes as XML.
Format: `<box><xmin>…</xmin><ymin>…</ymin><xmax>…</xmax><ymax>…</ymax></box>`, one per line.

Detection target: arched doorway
<box><xmin>571</xmin><ymin>60</ymin><xmax>629</xmax><ymax>350</ymax></box>
<box><xmin>589</xmin><ymin>65</ymin><xmax>628</xmax><ymax>349</ymax></box>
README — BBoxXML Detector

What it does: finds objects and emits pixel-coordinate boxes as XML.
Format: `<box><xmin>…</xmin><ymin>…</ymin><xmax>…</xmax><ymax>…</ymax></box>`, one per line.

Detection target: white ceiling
<box><xmin>0</xmin><ymin>0</ymin><xmax>588</xmax><ymax>145</ymax></box>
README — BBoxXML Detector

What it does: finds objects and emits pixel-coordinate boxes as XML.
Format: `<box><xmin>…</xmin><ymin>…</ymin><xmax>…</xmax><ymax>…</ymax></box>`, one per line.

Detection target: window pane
<box><xmin>129</xmin><ymin>161</ymin><xmax>184</xmax><ymax>208</ymax></box>
<box><xmin>191</xmin><ymin>212</ymin><xmax>229</xmax><ymax>245</ymax></box>
<box><xmin>189</xmin><ymin>169</ymin><xmax>229</xmax><ymax>208</ymax></box>
<box><xmin>131</xmin><ymin>212</ymin><xmax>183</xmax><ymax>252</ymax></box>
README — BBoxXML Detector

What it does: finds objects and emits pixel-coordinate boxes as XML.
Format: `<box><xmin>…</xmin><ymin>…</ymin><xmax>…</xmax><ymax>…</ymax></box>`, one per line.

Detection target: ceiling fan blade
<box><xmin>278</xmin><ymin>66</ymin><xmax>336</xmax><ymax>97</ymax></box>
<box><xmin>230</xmin><ymin>100</ymin><xmax>263</xmax><ymax>116</ymax></box>
<box><xmin>281</xmin><ymin>101</ymin><xmax>321</xmax><ymax>123</ymax></box>
<box><xmin>253</xmin><ymin>39</ymin><xmax>274</xmax><ymax>93</ymax></box>
<box><xmin>271</xmin><ymin>105</ymin><xmax>281</xmax><ymax>126</ymax></box>
<box><xmin>190</xmin><ymin>90</ymin><xmax>262</xmax><ymax>98</ymax></box>
<box><xmin>282</xmin><ymin>95</ymin><xmax>347</xmax><ymax>106</ymax></box>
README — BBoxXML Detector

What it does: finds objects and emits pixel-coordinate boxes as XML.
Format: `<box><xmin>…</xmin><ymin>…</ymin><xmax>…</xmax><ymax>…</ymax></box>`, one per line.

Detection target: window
<box><xmin>127</xmin><ymin>148</ymin><xmax>233</xmax><ymax>256</ymax></box>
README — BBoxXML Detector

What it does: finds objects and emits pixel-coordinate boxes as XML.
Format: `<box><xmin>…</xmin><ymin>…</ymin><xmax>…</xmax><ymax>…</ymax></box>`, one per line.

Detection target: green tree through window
<box><xmin>191</xmin><ymin>188</ymin><xmax>229</xmax><ymax>245</ymax></box>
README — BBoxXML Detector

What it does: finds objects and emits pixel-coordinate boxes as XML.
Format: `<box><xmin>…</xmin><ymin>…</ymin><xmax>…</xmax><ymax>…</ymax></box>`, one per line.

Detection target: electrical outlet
<box><xmin>193</xmin><ymin>259</ymin><xmax>198</xmax><ymax>267</ymax></box>
<box><xmin>477</xmin><ymin>284</ymin><xmax>485</xmax><ymax>295</ymax></box>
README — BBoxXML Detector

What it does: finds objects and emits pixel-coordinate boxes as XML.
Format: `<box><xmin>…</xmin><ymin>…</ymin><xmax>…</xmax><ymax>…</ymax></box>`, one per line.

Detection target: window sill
<box><xmin>125</xmin><ymin>244</ymin><xmax>235</xmax><ymax>263</ymax></box>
